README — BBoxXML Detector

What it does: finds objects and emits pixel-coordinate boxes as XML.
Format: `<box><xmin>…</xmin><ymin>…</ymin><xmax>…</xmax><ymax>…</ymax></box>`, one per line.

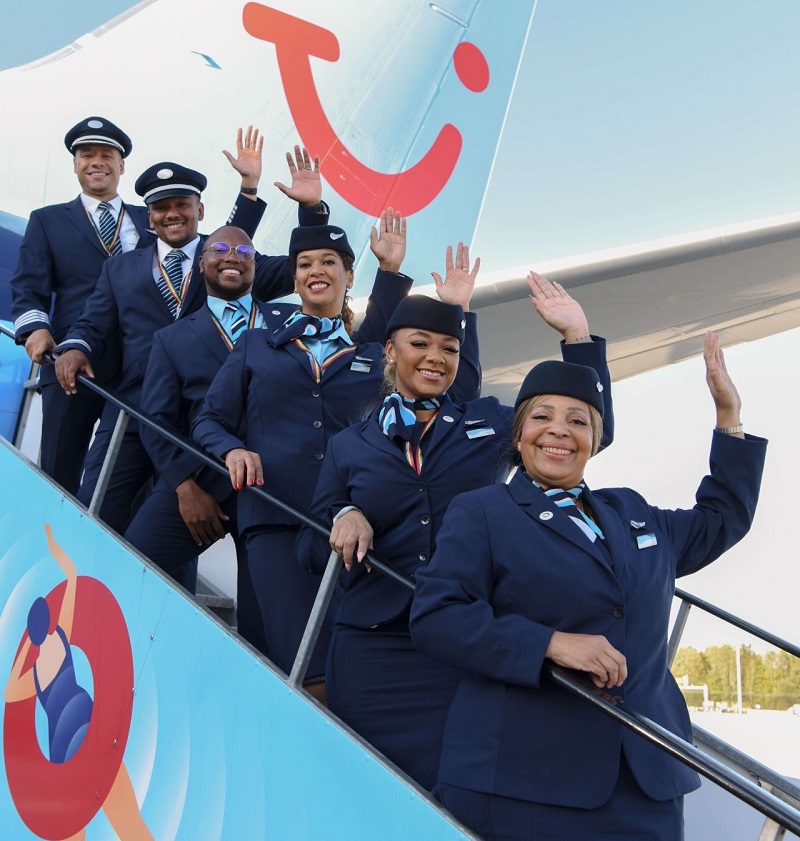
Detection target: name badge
<box><xmin>636</xmin><ymin>533</ymin><xmax>658</xmax><ymax>549</ymax></box>
<box><xmin>350</xmin><ymin>356</ymin><xmax>372</xmax><ymax>373</ymax></box>
<box><xmin>466</xmin><ymin>427</ymin><xmax>495</xmax><ymax>439</ymax></box>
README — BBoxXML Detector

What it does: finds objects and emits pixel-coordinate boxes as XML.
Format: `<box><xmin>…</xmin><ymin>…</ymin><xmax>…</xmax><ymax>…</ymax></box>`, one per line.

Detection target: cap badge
<box><xmin>87</xmin><ymin>119</ymin><xmax>104</xmax><ymax>129</ymax></box>
<box><xmin>157</xmin><ymin>168</ymin><xmax>174</xmax><ymax>180</ymax></box>
<box><xmin>596</xmin><ymin>383</ymin><xmax>603</xmax><ymax>392</ymax></box>
<box><xmin>460</xmin><ymin>319</ymin><xmax>466</xmax><ymax>329</ymax></box>
<box><xmin>330</xmin><ymin>232</ymin><xmax>344</xmax><ymax>240</ymax></box>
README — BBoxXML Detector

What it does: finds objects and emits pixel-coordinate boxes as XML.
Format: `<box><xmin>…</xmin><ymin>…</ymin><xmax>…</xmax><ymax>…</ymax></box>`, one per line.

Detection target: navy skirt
<box><xmin>437</xmin><ymin>754</ymin><xmax>684</xmax><ymax>841</ymax></box>
<box><xmin>244</xmin><ymin>527</ymin><xmax>331</xmax><ymax>680</ymax></box>
<box><xmin>327</xmin><ymin>623</ymin><xmax>463</xmax><ymax>790</ymax></box>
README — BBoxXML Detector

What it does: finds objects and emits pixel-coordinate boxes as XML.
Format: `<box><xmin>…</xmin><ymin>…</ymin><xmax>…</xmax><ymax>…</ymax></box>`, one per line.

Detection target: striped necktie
<box><xmin>159</xmin><ymin>249</ymin><xmax>188</xmax><ymax>319</ymax></box>
<box><xmin>97</xmin><ymin>201</ymin><xmax>122</xmax><ymax>255</ymax></box>
<box><xmin>544</xmin><ymin>486</ymin><xmax>606</xmax><ymax>543</ymax></box>
<box><xmin>225</xmin><ymin>302</ymin><xmax>249</xmax><ymax>342</ymax></box>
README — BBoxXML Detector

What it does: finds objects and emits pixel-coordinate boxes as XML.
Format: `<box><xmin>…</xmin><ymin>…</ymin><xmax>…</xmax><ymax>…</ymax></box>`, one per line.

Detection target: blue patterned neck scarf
<box><xmin>533</xmin><ymin>480</ymin><xmax>606</xmax><ymax>543</ymax></box>
<box><xmin>269</xmin><ymin>311</ymin><xmax>343</xmax><ymax>347</ymax></box>
<box><xmin>378</xmin><ymin>393</ymin><xmax>441</xmax><ymax>444</ymax></box>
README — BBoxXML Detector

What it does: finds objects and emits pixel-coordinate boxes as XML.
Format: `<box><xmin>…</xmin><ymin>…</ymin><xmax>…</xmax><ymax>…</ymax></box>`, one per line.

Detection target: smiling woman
<box><xmin>409</xmin><ymin>333</ymin><xmax>767</xmax><ymax>840</ymax></box>
<box><xmin>295</xmin><ymin>272</ymin><xmax>615</xmax><ymax>791</ymax></box>
<box><xmin>192</xmin><ymin>213</ymin><xmax>471</xmax><ymax>699</ymax></box>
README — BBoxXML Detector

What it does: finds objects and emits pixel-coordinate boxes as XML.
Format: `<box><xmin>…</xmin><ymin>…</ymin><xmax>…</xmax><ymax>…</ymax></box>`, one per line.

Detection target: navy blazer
<box><xmin>58</xmin><ymin>200</ymin><xmax>318</xmax><ymax>411</ymax></box>
<box><xmin>295</xmin><ymin>339</ymin><xmax>614</xmax><ymax>626</ymax></box>
<box><xmin>409</xmin><ymin>432</ymin><xmax>767</xmax><ymax>807</ymax></box>
<box><xmin>191</xmin><ymin>301</ymin><xmax>484</xmax><ymax>534</ymax></box>
<box><xmin>10</xmin><ymin>197</ymin><xmax>150</xmax><ymax>383</ymax></box>
<box><xmin>11</xmin><ymin>196</ymin><xmax>151</xmax><ymax>343</ymax></box>
<box><xmin>142</xmin><ymin>269</ymin><xmax>413</xmax><ymax>494</ymax></box>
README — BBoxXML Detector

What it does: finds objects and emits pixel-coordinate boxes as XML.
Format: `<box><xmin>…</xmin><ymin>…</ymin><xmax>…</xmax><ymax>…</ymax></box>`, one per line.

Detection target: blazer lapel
<box><xmin>582</xmin><ymin>487</ymin><xmax>630</xmax><ymax>579</ymax></box>
<box><xmin>507</xmin><ymin>470</ymin><xmax>613</xmax><ymax>571</ymax></box>
<box><xmin>65</xmin><ymin>197</ymin><xmax>106</xmax><ymax>255</ymax></box>
<box><xmin>362</xmin><ymin>414</ymin><xmax>412</xmax><ymax>465</ymax></box>
<box><xmin>123</xmin><ymin>202</ymin><xmax>152</xmax><ymax>244</ymax></box>
<box><xmin>425</xmin><ymin>395</ymin><xmax>464</xmax><ymax>455</ymax></box>
<box><xmin>179</xmin><ymin>244</ymin><xmax>206</xmax><ymax>316</ymax></box>
<box><xmin>138</xmin><ymin>245</ymin><xmax>175</xmax><ymax>322</ymax></box>
<box><xmin>192</xmin><ymin>309</ymin><xmax>229</xmax><ymax>364</ymax></box>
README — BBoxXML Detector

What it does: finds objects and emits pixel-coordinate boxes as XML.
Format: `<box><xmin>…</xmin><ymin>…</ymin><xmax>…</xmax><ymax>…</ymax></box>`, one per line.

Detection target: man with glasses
<box><xmin>54</xmin><ymin>150</ymin><xmax>328</xmax><ymax>561</ymax></box>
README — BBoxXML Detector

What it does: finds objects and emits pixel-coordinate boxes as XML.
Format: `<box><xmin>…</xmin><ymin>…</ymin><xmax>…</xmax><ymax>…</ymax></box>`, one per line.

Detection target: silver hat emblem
<box><xmin>157</xmin><ymin>168</ymin><xmax>174</xmax><ymax>180</ymax></box>
<box><xmin>87</xmin><ymin>119</ymin><xmax>104</xmax><ymax>129</ymax></box>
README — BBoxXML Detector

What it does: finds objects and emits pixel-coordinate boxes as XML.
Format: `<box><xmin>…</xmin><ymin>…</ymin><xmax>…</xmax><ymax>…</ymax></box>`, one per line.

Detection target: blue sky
<box><xmin>2</xmin><ymin>0</ymin><xmax>797</xmax><ymax>650</ymax></box>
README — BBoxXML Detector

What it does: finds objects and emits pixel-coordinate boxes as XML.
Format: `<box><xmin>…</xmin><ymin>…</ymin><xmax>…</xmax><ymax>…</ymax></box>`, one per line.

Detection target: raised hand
<box><xmin>274</xmin><ymin>144</ymin><xmax>322</xmax><ymax>208</ymax></box>
<box><xmin>527</xmin><ymin>272</ymin><xmax>590</xmax><ymax>343</ymax></box>
<box><xmin>704</xmin><ymin>331</ymin><xmax>743</xmax><ymax>433</ymax></box>
<box><xmin>369</xmin><ymin>207</ymin><xmax>406</xmax><ymax>273</ymax></box>
<box><xmin>432</xmin><ymin>243</ymin><xmax>480</xmax><ymax>310</ymax></box>
<box><xmin>222</xmin><ymin>125</ymin><xmax>263</xmax><ymax>190</ymax></box>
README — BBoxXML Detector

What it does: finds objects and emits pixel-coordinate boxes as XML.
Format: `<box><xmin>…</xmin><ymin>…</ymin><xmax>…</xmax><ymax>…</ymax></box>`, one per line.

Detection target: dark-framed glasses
<box><xmin>204</xmin><ymin>242</ymin><xmax>256</xmax><ymax>262</ymax></box>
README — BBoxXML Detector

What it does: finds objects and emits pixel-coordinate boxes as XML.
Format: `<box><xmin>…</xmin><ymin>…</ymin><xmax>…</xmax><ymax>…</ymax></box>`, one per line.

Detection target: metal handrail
<box><xmin>673</xmin><ymin>587</ymin><xmax>800</xmax><ymax>659</ymax></box>
<box><xmin>1</xmin><ymin>323</ymin><xmax>798</xmax><ymax>835</ymax></box>
<box><xmin>544</xmin><ymin>666</ymin><xmax>800</xmax><ymax>835</ymax></box>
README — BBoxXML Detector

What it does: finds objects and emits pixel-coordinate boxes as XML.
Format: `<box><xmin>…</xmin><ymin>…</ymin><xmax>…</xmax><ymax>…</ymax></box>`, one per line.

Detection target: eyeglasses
<box><xmin>203</xmin><ymin>242</ymin><xmax>256</xmax><ymax>262</ymax></box>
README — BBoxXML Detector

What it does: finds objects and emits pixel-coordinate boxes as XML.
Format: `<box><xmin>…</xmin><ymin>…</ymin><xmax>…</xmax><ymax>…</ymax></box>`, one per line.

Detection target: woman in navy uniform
<box><xmin>295</xmin><ymin>269</ymin><xmax>615</xmax><ymax>790</ymax></box>
<box><xmin>191</xmin><ymin>220</ymin><xmax>478</xmax><ymax>693</ymax></box>
<box><xmin>409</xmin><ymin>333</ymin><xmax>767</xmax><ymax>840</ymax></box>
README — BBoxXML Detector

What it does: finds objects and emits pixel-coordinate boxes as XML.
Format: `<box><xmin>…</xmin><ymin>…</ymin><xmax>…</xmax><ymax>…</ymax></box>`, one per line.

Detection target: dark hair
<box><xmin>290</xmin><ymin>250</ymin><xmax>356</xmax><ymax>335</ymax></box>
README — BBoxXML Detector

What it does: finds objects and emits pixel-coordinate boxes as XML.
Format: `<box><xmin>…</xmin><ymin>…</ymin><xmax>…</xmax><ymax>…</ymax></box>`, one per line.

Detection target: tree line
<box><xmin>671</xmin><ymin>645</ymin><xmax>800</xmax><ymax>710</ymax></box>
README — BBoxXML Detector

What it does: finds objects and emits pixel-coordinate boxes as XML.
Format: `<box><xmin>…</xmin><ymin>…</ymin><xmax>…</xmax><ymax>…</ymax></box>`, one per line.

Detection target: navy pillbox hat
<box><xmin>386</xmin><ymin>295</ymin><xmax>466</xmax><ymax>343</ymax></box>
<box><xmin>515</xmin><ymin>360</ymin><xmax>604</xmax><ymax>416</ymax></box>
<box><xmin>65</xmin><ymin>116</ymin><xmax>132</xmax><ymax>158</ymax></box>
<box><xmin>134</xmin><ymin>163</ymin><xmax>207</xmax><ymax>204</ymax></box>
<box><xmin>289</xmin><ymin>225</ymin><xmax>355</xmax><ymax>261</ymax></box>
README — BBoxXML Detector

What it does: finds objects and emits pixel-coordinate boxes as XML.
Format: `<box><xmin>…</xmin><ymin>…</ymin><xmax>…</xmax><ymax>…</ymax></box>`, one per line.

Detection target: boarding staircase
<box><xmin>1</xmin><ymin>322</ymin><xmax>799</xmax><ymax>841</ymax></box>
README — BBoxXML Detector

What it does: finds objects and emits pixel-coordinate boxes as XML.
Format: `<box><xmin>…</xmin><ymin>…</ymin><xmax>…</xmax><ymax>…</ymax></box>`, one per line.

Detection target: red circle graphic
<box><xmin>454</xmin><ymin>42</ymin><xmax>490</xmax><ymax>92</ymax></box>
<box><xmin>3</xmin><ymin>577</ymin><xmax>134</xmax><ymax>839</ymax></box>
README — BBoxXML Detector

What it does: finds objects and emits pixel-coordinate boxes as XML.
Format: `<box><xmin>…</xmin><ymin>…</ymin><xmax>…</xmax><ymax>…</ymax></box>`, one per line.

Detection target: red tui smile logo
<box><xmin>243</xmin><ymin>4</ymin><xmax>489</xmax><ymax>216</ymax></box>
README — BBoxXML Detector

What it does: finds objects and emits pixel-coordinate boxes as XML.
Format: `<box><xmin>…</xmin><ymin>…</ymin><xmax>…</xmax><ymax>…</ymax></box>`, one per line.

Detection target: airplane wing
<box><xmin>404</xmin><ymin>213</ymin><xmax>800</xmax><ymax>403</ymax></box>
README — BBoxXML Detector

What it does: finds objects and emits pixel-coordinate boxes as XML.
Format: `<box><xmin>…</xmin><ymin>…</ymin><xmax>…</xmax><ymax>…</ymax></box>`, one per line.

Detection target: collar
<box><xmin>156</xmin><ymin>236</ymin><xmax>200</xmax><ymax>263</ymax></box>
<box><xmin>80</xmin><ymin>193</ymin><xmax>122</xmax><ymax>214</ymax></box>
<box><xmin>207</xmin><ymin>292</ymin><xmax>254</xmax><ymax>321</ymax></box>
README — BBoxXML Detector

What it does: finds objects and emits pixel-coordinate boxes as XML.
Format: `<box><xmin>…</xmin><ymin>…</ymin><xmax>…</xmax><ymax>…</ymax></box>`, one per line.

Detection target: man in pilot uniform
<box><xmin>10</xmin><ymin>117</ymin><xmax>265</xmax><ymax>494</ymax></box>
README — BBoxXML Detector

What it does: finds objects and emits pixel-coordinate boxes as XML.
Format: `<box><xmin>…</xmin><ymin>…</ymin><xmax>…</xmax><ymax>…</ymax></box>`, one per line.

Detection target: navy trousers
<box><xmin>124</xmin><ymin>480</ymin><xmax>266</xmax><ymax>649</ymax></box>
<box><xmin>39</xmin><ymin>377</ymin><xmax>106</xmax><ymax>496</ymax></box>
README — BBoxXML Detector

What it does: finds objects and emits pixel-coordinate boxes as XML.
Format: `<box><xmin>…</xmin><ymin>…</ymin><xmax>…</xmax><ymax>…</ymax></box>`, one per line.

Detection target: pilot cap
<box><xmin>386</xmin><ymin>295</ymin><xmax>466</xmax><ymax>343</ymax></box>
<box><xmin>64</xmin><ymin>116</ymin><xmax>132</xmax><ymax>157</ymax></box>
<box><xmin>514</xmin><ymin>360</ymin><xmax>604</xmax><ymax>417</ymax></box>
<box><xmin>289</xmin><ymin>225</ymin><xmax>355</xmax><ymax>261</ymax></box>
<box><xmin>134</xmin><ymin>163</ymin><xmax>207</xmax><ymax>204</ymax></box>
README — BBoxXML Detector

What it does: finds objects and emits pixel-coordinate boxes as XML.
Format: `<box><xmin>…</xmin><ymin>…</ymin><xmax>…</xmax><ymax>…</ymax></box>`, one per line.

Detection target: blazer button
<box><xmin>313</xmin><ymin>420</ymin><xmax>322</xmax><ymax>428</ymax></box>
<box><xmin>312</xmin><ymin>389</ymin><xmax>320</xmax><ymax>398</ymax></box>
<box><xmin>420</xmin><ymin>515</ymin><xmax>430</xmax><ymax>525</ymax></box>
<box><xmin>417</xmin><ymin>482</ymin><xmax>425</xmax><ymax>492</ymax></box>
<box><xmin>612</xmin><ymin>607</ymin><xmax>624</xmax><ymax>619</ymax></box>
<box><xmin>314</xmin><ymin>452</ymin><xmax>324</xmax><ymax>460</ymax></box>
<box><xmin>418</xmin><ymin>553</ymin><xmax>427</xmax><ymax>562</ymax></box>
